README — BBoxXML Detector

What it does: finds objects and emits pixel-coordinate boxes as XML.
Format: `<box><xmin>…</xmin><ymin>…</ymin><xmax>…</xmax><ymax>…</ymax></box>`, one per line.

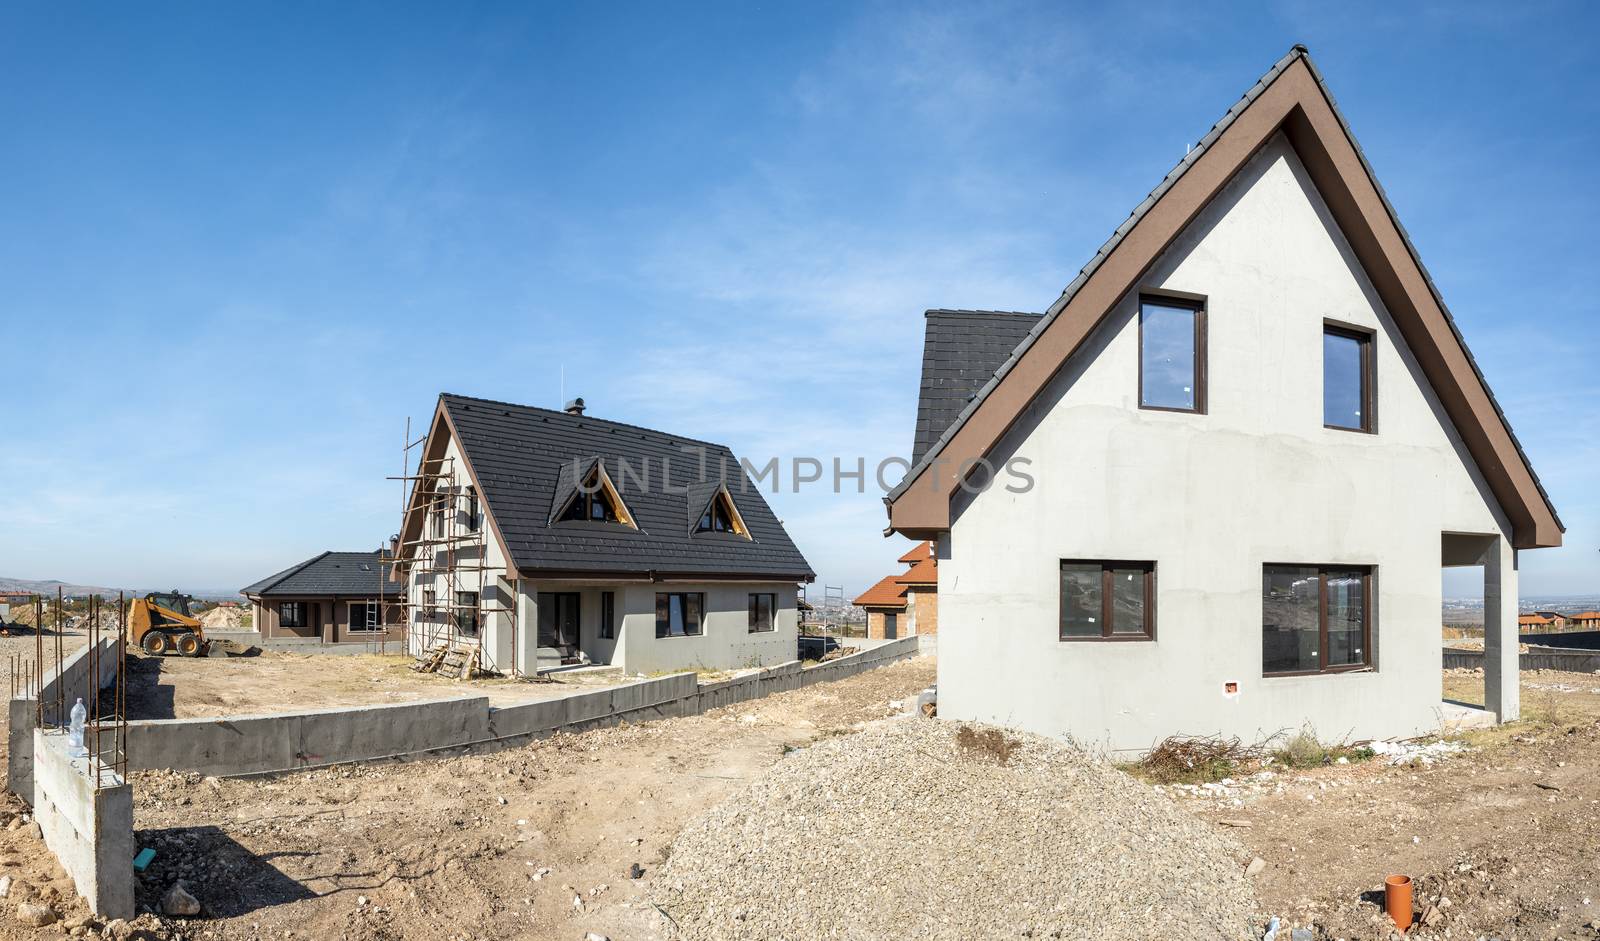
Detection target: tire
<box><xmin>141</xmin><ymin>631</ymin><xmax>171</xmax><ymax>656</ymax></box>
<box><xmin>175</xmin><ymin>633</ymin><xmax>201</xmax><ymax>657</ymax></box>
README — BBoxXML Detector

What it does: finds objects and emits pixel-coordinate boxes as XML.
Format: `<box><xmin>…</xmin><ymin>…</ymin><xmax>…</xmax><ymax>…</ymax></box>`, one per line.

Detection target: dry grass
<box><xmin>1269</xmin><ymin>728</ymin><xmax>1374</xmax><ymax>769</ymax></box>
<box><xmin>1134</xmin><ymin>734</ymin><xmax>1260</xmax><ymax>784</ymax></box>
<box><xmin>954</xmin><ymin>725</ymin><xmax>1021</xmax><ymax>766</ymax></box>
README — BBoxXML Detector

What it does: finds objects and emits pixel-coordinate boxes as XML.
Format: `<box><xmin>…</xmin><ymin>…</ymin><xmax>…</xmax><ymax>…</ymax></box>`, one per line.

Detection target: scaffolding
<box><xmin>382</xmin><ymin>416</ymin><xmax>521</xmax><ymax>677</ymax></box>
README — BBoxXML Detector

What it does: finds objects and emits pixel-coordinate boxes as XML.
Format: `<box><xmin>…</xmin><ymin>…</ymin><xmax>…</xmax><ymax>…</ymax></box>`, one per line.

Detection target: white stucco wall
<box><xmin>939</xmin><ymin>133</ymin><xmax>1516</xmax><ymax>753</ymax></box>
<box><xmin>516</xmin><ymin>581</ymin><xmax>798</xmax><ymax>675</ymax></box>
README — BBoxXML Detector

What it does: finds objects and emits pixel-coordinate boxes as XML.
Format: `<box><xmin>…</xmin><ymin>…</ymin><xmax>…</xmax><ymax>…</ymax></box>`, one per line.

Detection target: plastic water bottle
<box><xmin>68</xmin><ymin>698</ymin><xmax>87</xmax><ymax>758</ymax></box>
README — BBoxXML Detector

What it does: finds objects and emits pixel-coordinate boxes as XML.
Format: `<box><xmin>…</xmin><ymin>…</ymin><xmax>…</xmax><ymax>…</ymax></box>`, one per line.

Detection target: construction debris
<box><xmin>652</xmin><ymin>719</ymin><xmax>1259</xmax><ymax>940</ymax></box>
<box><xmin>436</xmin><ymin>647</ymin><xmax>479</xmax><ymax>680</ymax></box>
<box><xmin>411</xmin><ymin>644</ymin><xmax>447</xmax><ymax>673</ymax></box>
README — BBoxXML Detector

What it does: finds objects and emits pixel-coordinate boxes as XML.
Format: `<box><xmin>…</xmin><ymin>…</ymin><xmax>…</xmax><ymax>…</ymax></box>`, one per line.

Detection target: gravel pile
<box><xmin>652</xmin><ymin>719</ymin><xmax>1260</xmax><ymax>941</ymax></box>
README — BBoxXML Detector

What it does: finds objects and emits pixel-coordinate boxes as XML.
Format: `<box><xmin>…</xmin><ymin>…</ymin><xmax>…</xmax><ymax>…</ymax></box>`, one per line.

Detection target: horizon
<box><xmin>3</xmin><ymin>3</ymin><xmax>1597</xmax><ymax>599</ymax></box>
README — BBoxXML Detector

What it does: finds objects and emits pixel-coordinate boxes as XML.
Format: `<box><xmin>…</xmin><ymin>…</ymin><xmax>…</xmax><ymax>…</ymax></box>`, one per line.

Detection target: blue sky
<box><xmin>2</xmin><ymin>1</ymin><xmax>1596</xmax><ymax>598</ymax></box>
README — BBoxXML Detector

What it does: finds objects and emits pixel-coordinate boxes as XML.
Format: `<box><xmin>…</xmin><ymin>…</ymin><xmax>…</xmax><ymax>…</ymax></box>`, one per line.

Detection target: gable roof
<box><xmin>853</xmin><ymin>575</ymin><xmax>907</xmax><ymax>610</ymax></box>
<box><xmin>886</xmin><ymin>45</ymin><xmax>1561</xmax><ymax>549</ymax></box>
<box><xmin>242</xmin><ymin>551</ymin><xmax>399</xmax><ymax>598</ymax></box>
<box><xmin>897</xmin><ymin>556</ymin><xmax>938</xmax><ymax>586</ymax></box>
<box><xmin>913</xmin><ymin>310</ymin><xmax>1043</xmax><ymax>464</ymax></box>
<box><xmin>406</xmin><ymin>393</ymin><xmax>813</xmax><ymax>581</ymax></box>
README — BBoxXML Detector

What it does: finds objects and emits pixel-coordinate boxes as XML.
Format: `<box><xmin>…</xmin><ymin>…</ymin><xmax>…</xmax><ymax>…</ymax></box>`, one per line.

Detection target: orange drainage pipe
<box><xmin>1385</xmin><ymin>874</ymin><xmax>1413</xmax><ymax>932</ymax></box>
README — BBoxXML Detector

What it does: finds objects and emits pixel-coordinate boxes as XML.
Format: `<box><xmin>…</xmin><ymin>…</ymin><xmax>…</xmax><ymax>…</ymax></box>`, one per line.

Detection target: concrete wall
<box><xmin>939</xmin><ymin>133</ymin><xmax>1518</xmax><ymax>753</ymax></box>
<box><xmin>124</xmin><ymin>695</ymin><xmax>493</xmax><ymax>777</ymax></box>
<box><xmin>124</xmin><ymin>636</ymin><xmax>921</xmax><ymax>777</ymax></box>
<box><xmin>1445</xmin><ymin>646</ymin><xmax>1600</xmax><ymax>674</ymax></box>
<box><xmin>1521</xmin><ymin>630</ymin><xmax>1600</xmax><ymax>651</ymax></box>
<box><xmin>8</xmin><ymin>636</ymin><xmax>121</xmax><ymax>802</ymax></box>
<box><xmin>32</xmin><ymin>730</ymin><xmax>133</xmax><ymax>920</ymax></box>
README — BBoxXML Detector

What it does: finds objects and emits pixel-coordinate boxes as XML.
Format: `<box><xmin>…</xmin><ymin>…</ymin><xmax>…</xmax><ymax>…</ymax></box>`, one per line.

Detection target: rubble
<box><xmin>652</xmin><ymin>719</ymin><xmax>1260</xmax><ymax>940</ymax></box>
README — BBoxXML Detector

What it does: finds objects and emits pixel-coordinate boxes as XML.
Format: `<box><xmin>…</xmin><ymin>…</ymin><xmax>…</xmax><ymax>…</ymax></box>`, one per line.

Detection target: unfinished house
<box><xmin>853</xmin><ymin>541</ymin><xmax>939</xmax><ymax>640</ymax></box>
<box><xmin>242</xmin><ymin>551</ymin><xmax>404</xmax><ymax>643</ymax></box>
<box><xmin>395</xmin><ymin>393</ymin><xmax>814</xmax><ymax>675</ymax></box>
<box><xmin>885</xmin><ymin>47</ymin><xmax>1561</xmax><ymax>752</ymax></box>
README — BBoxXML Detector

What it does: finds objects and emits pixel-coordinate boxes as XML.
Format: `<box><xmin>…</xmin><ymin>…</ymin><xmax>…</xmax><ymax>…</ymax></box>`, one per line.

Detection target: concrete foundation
<box><xmin>32</xmin><ymin>730</ymin><xmax>134</xmax><ymax>920</ymax></box>
<box><xmin>123</xmin><ymin>636</ymin><xmax>922</xmax><ymax>777</ymax></box>
<box><xmin>8</xmin><ymin>637</ymin><xmax>121</xmax><ymax>803</ymax></box>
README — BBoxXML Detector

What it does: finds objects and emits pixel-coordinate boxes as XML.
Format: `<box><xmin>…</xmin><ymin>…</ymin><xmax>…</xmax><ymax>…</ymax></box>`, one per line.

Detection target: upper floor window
<box><xmin>695</xmin><ymin>488</ymin><xmax>750</xmax><ymax>538</ymax></box>
<box><xmin>1323</xmin><ymin>324</ymin><xmax>1374</xmax><ymax>432</ymax></box>
<box><xmin>557</xmin><ymin>464</ymin><xmax>637</xmax><ymax>527</ymax></box>
<box><xmin>1139</xmin><ymin>296</ymin><xmax>1206</xmax><ymax>413</ymax></box>
<box><xmin>465</xmin><ymin>486</ymin><xmax>480</xmax><ymax>532</ymax></box>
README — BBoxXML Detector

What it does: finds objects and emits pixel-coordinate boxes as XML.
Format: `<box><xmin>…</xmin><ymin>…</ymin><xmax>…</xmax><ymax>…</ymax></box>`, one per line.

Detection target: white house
<box><xmin>885</xmin><ymin>46</ymin><xmax>1562</xmax><ymax>752</ymax></box>
<box><xmin>396</xmin><ymin>393</ymin><xmax>813</xmax><ymax>676</ymax></box>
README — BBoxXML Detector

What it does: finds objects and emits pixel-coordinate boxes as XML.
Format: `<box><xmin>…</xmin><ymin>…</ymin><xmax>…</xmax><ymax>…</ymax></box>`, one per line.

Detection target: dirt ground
<box><xmin>120</xmin><ymin>650</ymin><xmax>634</xmax><ymax>719</ymax></box>
<box><xmin>2</xmin><ymin>660</ymin><xmax>1600</xmax><ymax>939</ymax></box>
<box><xmin>1185</xmin><ymin>668</ymin><xmax>1600</xmax><ymax>940</ymax></box>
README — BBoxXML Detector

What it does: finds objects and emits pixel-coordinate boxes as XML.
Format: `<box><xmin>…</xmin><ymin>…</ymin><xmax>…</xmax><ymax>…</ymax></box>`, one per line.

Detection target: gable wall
<box><xmin>940</xmin><ymin>133</ymin><xmax>1513</xmax><ymax>751</ymax></box>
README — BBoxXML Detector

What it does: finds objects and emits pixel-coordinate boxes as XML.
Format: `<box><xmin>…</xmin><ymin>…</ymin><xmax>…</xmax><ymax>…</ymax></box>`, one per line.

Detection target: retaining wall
<box><xmin>33</xmin><ymin>730</ymin><xmax>134</xmax><ymax>919</ymax></box>
<box><xmin>8</xmin><ymin>637</ymin><xmax>122</xmax><ymax>802</ymax></box>
<box><xmin>118</xmin><ymin>634</ymin><xmax>923</xmax><ymax>778</ymax></box>
<box><xmin>1444</xmin><ymin>646</ymin><xmax>1600</xmax><ymax>674</ymax></box>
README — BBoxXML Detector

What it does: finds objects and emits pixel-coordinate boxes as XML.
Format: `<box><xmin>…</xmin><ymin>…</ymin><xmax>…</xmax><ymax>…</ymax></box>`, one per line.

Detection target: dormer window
<box><xmin>555</xmin><ymin>464</ymin><xmax>637</xmax><ymax>528</ymax></box>
<box><xmin>696</xmin><ymin>489</ymin><xmax>748</xmax><ymax>537</ymax></box>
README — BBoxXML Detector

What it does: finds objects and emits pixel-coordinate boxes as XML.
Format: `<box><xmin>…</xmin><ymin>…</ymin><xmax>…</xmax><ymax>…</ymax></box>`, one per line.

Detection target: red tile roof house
<box><xmin>853</xmin><ymin>542</ymin><xmax>940</xmax><ymax>641</ymax></box>
<box><xmin>883</xmin><ymin>47</ymin><xmax>1561</xmax><ymax>752</ymax></box>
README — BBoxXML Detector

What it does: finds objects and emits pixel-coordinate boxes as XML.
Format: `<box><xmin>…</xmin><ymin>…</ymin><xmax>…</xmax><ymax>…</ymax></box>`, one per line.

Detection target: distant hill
<box><xmin>0</xmin><ymin>577</ymin><xmax>128</xmax><ymax>597</ymax></box>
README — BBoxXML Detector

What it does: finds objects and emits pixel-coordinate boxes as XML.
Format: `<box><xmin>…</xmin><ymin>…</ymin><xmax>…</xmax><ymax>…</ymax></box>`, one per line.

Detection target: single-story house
<box><xmin>396</xmin><ymin>393</ymin><xmax>814</xmax><ymax>675</ymax></box>
<box><xmin>1518</xmin><ymin>614</ymin><xmax>1560</xmax><ymax>631</ymax></box>
<box><xmin>883</xmin><ymin>46</ymin><xmax>1561</xmax><ymax>752</ymax></box>
<box><xmin>1566</xmin><ymin>612</ymin><xmax>1600</xmax><ymax>631</ymax></box>
<box><xmin>242</xmin><ymin>551</ymin><xmax>404</xmax><ymax>644</ymax></box>
<box><xmin>853</xmin><ymin>541</ymin><xmax>940</xmax><ymax>640</ymax></box>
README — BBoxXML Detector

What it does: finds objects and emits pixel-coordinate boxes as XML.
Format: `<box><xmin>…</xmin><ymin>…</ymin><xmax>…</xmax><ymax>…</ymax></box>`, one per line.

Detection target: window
<box><xmin>1324</xmin><ymin>324</ymin><xmax>1374</xmax><ymax>432</ymax></box>
<box><xmin>280</xmin><ymin>601</ymin><xmax>306</xmax><ymax>628</ymax></box>
<box><xmin>748</xmin><ymin>593</ymin><xmax>776</xmax><ymax>633</ymax></box>
<box><xmin>558</xmin><ymin>467</ymin><xmax>631</xmax><ymax>525</ymax></box>
<box><xmin>430</xmin><ymin>484</ymin><xmax>447</xmax><ymax>537</ymax></box>
<box><xmin>1262</xmin><ymin>565</ymin><xmax>1372</xmax><ymax>675</ymax></box>
<box><xmin>1059</xmin><ymin>560</ymin><xmax>1155</xmax><ymax>641</ymax></box>
<box><xmin>457</xmin><ymin>591</ymin><xmax>479</xmax><ymax>637</ymax></box>
<box><xmin>422</xmin><ymin>588</ymin><xmax>436</xmax><ymax>618</ymax></box>
<box><xmin>600</xmin><ymin>591</ymin><xmax>616</xmax><ymax>640</ymax></box>
<box><xmin>655</xmin><ymin>592</ymin><xmax>704</xmax><ymax>638</ymax></box>
<box><xmin>1139</xmin><ymin>296</ymin><xmax>1205</xmax><ymax>413</ymax></box>
<box><xmin>465</xmin><ymin>486</ymin><xmax>480</xmax><ymax>532</ymax></box>
<box><xmin>696</xmin><ymin>491</ymin><xmax>746</xmax><ymax>536</ymax></box>
<box><xmin>348</xmin><ymin>601</ymin><xmax>382</xmax><ymax>633</ymax></box>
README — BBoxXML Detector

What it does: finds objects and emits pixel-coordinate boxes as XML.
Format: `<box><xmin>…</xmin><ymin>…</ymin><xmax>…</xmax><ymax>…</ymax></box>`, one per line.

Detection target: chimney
<box><xmin>564</xmin><ymin>397</ymin><xmax>586</xmax><ymax>416</ymax></box>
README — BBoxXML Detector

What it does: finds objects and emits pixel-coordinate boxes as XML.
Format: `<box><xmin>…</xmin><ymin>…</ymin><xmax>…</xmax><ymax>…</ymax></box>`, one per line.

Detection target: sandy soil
<box><xmin>120</xmin><ymin>650</ymin><xmax>635</xmax><ymax>719</ymax></box>
<box><xmin>2</xmin><ymin>660</ymin><xmax>1599</xmax><ymax>940</ymax></box>
<box><xmin>1186</xmin><ymin>668</ymin><xmax>1600</xmax><ymax>940</ymax></box>
<box><xmin>98</xmin><ymin>657</ymin><xmax>932</xmax><ymax>941</ymax></box>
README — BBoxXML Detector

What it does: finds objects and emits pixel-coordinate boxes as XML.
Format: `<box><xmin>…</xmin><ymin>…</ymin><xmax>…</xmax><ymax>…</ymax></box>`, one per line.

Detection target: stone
<box><xmin>25</xmin><ymin>822</ymin><xmax>42</xmax><ymax>840</ymax></box>
<box><xmin>584</xmin><ymin>933</ymin><xmax>611</xmax><ymax>941</ymax></box>
<box><xmin>15</xmin><ymin>903</ymin><xmax>57</xmax><ymax>927</ymax></box>
<box><xmin>103</xmin><ymin>918</ymin><xmax>130</xmax><ymax>940</ymax></box>
<box><xmin>628</xmin><ymin>863</ymin><xmax>644</xmax><ymax>880</ymax></box>
<box><xmin>0</xmin><ymin>874</ymin><xmax>12</xmax><ymax>897</ymax></box>
<box><xmin>162</xmin><ymin>882</ymin><xmax>201</xmax><ymax>916</ymax></box>
<box><xmin>1245</xmin><ymin>857</ymin><xmax>1266</xmax><ymax>877</ymax></box>
<box><xmin>1217</xmin><ymin>818</ymin><xmax>1252</xmax><ymax>828</ymax></box>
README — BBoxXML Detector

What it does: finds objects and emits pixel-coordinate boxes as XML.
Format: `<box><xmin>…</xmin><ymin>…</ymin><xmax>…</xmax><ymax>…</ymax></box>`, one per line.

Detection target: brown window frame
<box><xmin>599</xmin><ymin>590</ymin><xmax>617</xmax><ymax>640</ymax></box>
<box><xmin>465</xmin><ymin>486</ymin><xmax>480</xmax><ymax>532</ymax></box>
<box><xmin>654</xmin><ymin>592</ymin><xmax>705</xmax><ymax>638</ymax></box>
<box><xmin>1059</xmin><ymin>560</ymin><xmax>1157</xmax><ymax>642</ymax></box>
<box><xmin>279</xmin><ymin>601</ymin><xmax>306</xmax><ymax>628</ymax></box>
<box><xmin>1261</xmin><ymin>564</ymin><xmax>1374</xmax><ymax>677</ymax></box>
<box><xmin>457</xmin><ymin>591</ymin><xmax>479</xmax><ymax>637</ymax></box>
<box><xmin>1137</xmin><ymin>294</ymin><xmax>1207</xmax><ymax>415</ymax></box>
<box><xmin>1322</xmin><ymin>321</ymin><xmax>1376</xmax><ymax>434</ymax></box>
<box><xmin>747</xmin><ymin>592</ymin><xmax>777</xmax><ymax>633</ymax></box>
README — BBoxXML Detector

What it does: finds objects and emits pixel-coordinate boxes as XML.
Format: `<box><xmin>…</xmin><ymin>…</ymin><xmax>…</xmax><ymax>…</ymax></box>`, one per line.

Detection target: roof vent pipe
<box><xmin>564</xmin><ymin>397</ymin><xmax>586</xmax><ymax>416</ymax></box>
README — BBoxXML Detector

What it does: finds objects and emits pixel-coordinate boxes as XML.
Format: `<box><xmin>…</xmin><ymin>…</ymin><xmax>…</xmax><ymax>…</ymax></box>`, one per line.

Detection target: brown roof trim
<box><xmin>887</xmin><ymin>46</ymin><xmax>1561</xmax><ymax>549</ymax></box>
